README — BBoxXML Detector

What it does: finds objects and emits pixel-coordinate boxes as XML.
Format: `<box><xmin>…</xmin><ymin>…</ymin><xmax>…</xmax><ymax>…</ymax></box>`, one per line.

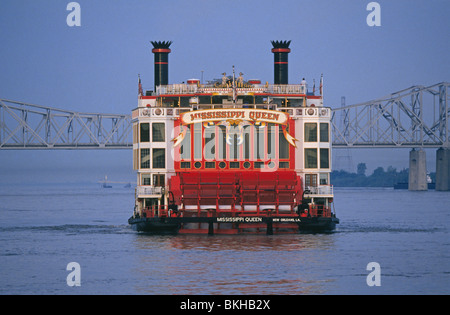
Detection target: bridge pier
<box><xmin>436</xmin><ymin>148</ymin><xmax>450</xmax><ymax>191</ymax></box>
<box><xmin>409</xmin><ymin>149</ymin><xmax>427</xmax><ymax>191</ymax></box>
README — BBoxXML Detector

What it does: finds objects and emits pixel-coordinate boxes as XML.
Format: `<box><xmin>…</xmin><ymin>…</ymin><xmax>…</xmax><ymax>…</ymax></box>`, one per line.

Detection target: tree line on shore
<box><xmin>331</xmin><ymin>163</ymin><xmax>435</xmax><ymax>187</ymax></box>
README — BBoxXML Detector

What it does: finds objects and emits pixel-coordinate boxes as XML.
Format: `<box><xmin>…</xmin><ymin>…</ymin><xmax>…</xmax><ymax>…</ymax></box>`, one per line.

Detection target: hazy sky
<box><xmin>0</xmin><ymin>0</ymin><xmax>449</xmax><ymax>183</ymax></box>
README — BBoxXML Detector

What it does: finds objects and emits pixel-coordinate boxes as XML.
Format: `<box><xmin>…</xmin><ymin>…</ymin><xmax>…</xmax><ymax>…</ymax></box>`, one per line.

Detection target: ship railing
<box><xmin>307</xmin><ymin>205</ymin><xmax>332</xmax><ymax>218</ymax></box>
<box><xmin>137</xmin><ymin>186</ymin><xmax>163</xmax><ymax>196</ymax></box>
<box><xmin>268</xmin><ymin>84</ymin><xmax>306</xmax><ymax>94</ymax></box>
<box><xmin>154</xmin><ymin>83</ymin><xmax>307</xmax><ymax>95</ymax></box>
<box><xmin>305</xmin><ymin>185</ymin><xmax>333</xmax><ymax>195</ymax></box>
<box><xmin>156</xmin><ymin>84</ymin><xmax>199</xmax><ymax>95</ymax></box>
<box><xmin>142</xmin><ymin>205</ymin><xmax>179</xmax><ymax>218</ymax></box>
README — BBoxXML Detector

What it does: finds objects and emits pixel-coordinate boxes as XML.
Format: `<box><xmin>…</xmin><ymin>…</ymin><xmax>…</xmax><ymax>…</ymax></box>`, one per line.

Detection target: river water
<box><xmin>0</xmin><ymin>183</ymin><xmax>448</xmax><ymax>295</ymax></box>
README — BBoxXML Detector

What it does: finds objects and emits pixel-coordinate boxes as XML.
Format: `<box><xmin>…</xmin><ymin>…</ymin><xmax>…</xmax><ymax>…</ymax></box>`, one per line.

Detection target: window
<box><xmin>140</xmin><ymin>123</ymin><xmax>150</xmax><ymax>142</ymax></box>
<box><xmin>141</xmin><ymin>174</ymin><xmax>151</xmax><ymax>185</ymax></box>
<box><xmin>180</xmin><ymin>162</ymin><xmax>191</xmax><ymax>169</ymax></box>
<box><xmin>320</xmin><ymin>173</ymin><xmax>328</xmax><ymax>185</ymax></box>
<box><xmin>320</xmin><ymin>123</ymin><xmax>329</xmax><ymax>142</ymax></box>
<box><xmin>180</xmin><ymin>125</ymin><xmax>191</xmax><ymax>160</ymax></box>
<box><xmin>152</xmin><ymin>123</ymin><xmax>165</xmax><ymax>142</ymax></box>
<box><xmin>305</xmin><ymin>148</ymin><xmax>317</xmax><ymax>168</ymax></box>
<box><xmin>267</xmin><ymin>124</ymin><xmax>275</xmax><ymax>159</ymax></box>
<box><xmin>254</xmin><ymin>161</ymin><xmax>264</xmax><ymax>169</ymax></box>
<box><xmin>305</xmin><ymin>174</ymin><xmax>318</xmax><ymax>187</ymax></box>
<box><xmin>230</xmin><ymin>162</ymin><xmax>239</xmax><ymax>168</ymax></box>
<box><xmin>152</xmin><ymin>148</ymin><xmax>165</xmax><ymax>169</ymax></box>
<box><xmin>144</xmin><ymin>198</ymin><xmax>158</xmax><ymax>208</ymax></box>
<box><xmin>254</xmin><ymin>125</ymin><xmax>265</xmax><ymax>160</ymax></box>
<box><xmin>279</xmin><ymin>125</ymin><xmax>289</xmax><ymax>159</ymax></box>
<box><xmin>230</xmin><ymin>126</ymin><xmax>240</xmax><ymax>160</ymax></box>
<box><xmin>153</xmin><ymin>174</ymin><xmax>165</xmax><ymax>187</ymax></box>
<box><xmin>244</xmin><ymin>127</ymin><xmax>250</xmax><ymax>159</ymax></box>
<box><xmin>204</xmin><ymin>126</ymin><xmax>215</xmax><ymax>160</ymax></box>
<box><xmin>320</xmin><ymin>148</ymin><xmax>329</xmax><ymax>169</ymax></box>
<box><xmin>194</xmin><ymin>123</ymin><xmax>202</xmax><ymax>160</ymax></box>
<box><xmin>140</xmin><ymin>149</ymin><xmax>150</xmax><ymax>169</ymax></box>
<box><xmin>219</xmin><ymin>125</ymin><xmax>227</xmax><ymax>160</ymax></box>
<box><xmin>304</xmin><ymin>123</ymin><xmax>317</xmax><ymax>142</ymax></box>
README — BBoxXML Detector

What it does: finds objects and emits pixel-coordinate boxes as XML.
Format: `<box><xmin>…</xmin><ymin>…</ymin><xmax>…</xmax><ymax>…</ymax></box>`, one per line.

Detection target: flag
<box><xmin>319</xmin><ymin>74</ymin><xmax>323</xmax><ymax>96</ymax></box>
<box><xmin>313</xmin><ymin>79</ymin><xmax>316</xmax><ymax>94</ymax></box>
<box><xmin>138</xmin><ymin>75</ymin><xmax>143</xmax><ymax>96</ymax></box>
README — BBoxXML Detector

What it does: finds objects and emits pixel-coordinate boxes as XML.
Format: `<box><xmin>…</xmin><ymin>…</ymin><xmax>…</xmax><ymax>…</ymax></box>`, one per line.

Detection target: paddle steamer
<box><xmin>128</xmin><ymin>40</ymin><xmax>339</xmax><ymax>234</ymax></box>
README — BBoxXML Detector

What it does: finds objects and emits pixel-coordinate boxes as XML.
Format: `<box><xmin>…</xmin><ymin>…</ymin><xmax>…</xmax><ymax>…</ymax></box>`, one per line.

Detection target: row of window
<box><xmin>134</xmin><ymin>147</ymin><xmax>328</xmax><ymax>170</ymax></box>
<box><xmin>133</xmin><ymin>122</ymin><xmax>329</xmax><ymax>170</ymax></box>
<box><xmin>180</xmin><ymin>123</ymin><xmax>290</xmax><ymax>161</ymax></box>
<box><xmin>305</xmin><ymin>148</ymin><xmax>329</xmax><ymax>169</ymax></box>
<box><xmin>305</xmin><ymin>173</ymin><xmax>329</xmax><ymax>186</ymax></box>
<box><xmin>139</xmin><ymin>122</ymin><xmax>165</xmax><ymax>143</ymax></box>
<box><xmin>136</xmin><ymin>122</ymin><xmax>329</xmax><ymax>144</ymax></box>
<box><xmin>141</xmin><ymin>174</ymin><xmax>165</xmax><ymax>187</ymax></box>
<box><xmin>305</xmin><ymin>123</ymin><xmax>329</xmax><ymax>142</ymax></box>
<box><xmin>139</xmin><ymin>148</ymin><xmax>166</xmax><ymax>169</ymax></box>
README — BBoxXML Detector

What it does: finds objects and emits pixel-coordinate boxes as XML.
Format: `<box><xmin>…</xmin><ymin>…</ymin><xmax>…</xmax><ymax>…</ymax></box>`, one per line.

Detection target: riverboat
<box><xmin>128</xmin><ymin>40</ymin><xmax>339</xmax><ymax>234</ymax></box>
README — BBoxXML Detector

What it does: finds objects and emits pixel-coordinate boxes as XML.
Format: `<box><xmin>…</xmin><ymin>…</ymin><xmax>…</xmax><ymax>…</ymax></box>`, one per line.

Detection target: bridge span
<box><xmin>1</xmin><ymin>82</ymin><xmax>449</xmax><ymax>190</ymax></box>
<box><xmin>331</xmin><ymin>82</ymin><xmax>449</xmax><ymax>191</ymax></box>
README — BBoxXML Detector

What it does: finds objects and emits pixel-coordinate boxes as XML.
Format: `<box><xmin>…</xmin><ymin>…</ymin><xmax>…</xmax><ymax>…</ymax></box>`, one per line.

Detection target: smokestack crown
<box><xmin>271</xmin><ymin>40</ymin><xmax>291</xmax><ymax>53</ymax></box>
<box><xmin>151</xmin><ymin>41</ymin><xmax>172</xmax><ymax>53</ymax></box>
<box><xmin>271</xmin><ymin>40</ymin><xmax>291</xmax><ymax>84</ymax></box>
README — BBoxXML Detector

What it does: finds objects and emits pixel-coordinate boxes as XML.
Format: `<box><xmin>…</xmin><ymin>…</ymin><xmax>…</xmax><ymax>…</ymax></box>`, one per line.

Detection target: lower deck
<box><xmin>128</xmin><ymin>213</ymin><xmax>339</xmax><ymax>235</ymax></box>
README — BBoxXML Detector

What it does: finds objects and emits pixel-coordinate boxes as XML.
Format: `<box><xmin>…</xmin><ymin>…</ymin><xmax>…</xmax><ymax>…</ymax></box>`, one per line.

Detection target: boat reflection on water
<box><xmin>131</xmin><ymin>234</ymin><xmax>337</xmax><ymax>295</ymax></box>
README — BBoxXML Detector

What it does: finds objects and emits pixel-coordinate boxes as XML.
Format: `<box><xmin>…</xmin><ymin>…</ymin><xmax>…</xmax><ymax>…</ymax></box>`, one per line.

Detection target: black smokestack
<box><xmin>271</xmin><ymin>40</ymin><xmax>291</xmax><ymax>85</ymax></box>
<box><xmin>151</xmin><ymin>41</ymin><xmax>172</xmax><ymax>91</ymax></box>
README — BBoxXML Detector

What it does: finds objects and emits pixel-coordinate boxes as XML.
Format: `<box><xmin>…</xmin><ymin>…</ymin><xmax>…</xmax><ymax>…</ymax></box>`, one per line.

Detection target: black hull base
<box><xmin>128</xmin><ymin>216</ymin><xmax>339</xmax><ymax>234</ymax></box>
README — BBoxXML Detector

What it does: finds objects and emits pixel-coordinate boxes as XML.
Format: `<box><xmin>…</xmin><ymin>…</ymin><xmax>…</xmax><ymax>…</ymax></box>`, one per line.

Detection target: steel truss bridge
<box><xmin>331</xmin><ymin>82</ymin><xmax>449</xmax><ymax>149</ymax></box>
<box><xmin>0</xmin><ymin>82</ymin><xmax>448</xmax><ymax>150</ymax></box>
<box><xmin>0</xmin><ymin>99</ymin><xmax>132</xmax><ymax>149</ymax></box>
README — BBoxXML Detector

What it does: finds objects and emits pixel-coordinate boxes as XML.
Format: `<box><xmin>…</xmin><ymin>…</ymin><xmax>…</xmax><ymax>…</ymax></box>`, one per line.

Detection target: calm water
<box><xmin>0</xmin><ymin>183</ymin><xmax>448</xmax><ymax>295</ymax></box>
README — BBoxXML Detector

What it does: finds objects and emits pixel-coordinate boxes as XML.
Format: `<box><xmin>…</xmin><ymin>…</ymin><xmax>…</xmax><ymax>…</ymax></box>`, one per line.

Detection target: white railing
<box><xmin>268</xmin><ymin>84</ymin><xmax>306</xmax><ymax>94</ymax></box>
<box><xmin>305</xmin><ymin>185</ymin><xmax>334</xmax><ymax>195</ymax></box>
<box><xmin>156</xmin><ymin>84</ymin><xmax>199</xmax><ymax>95</ymax></box>
<box><xmin>155</xmin><ymin>83</ymin><xmax>307</xmax><ymax>96</ymax></box>
<box><xmin>137</xmin><ymin>186</ymin><xmax>163</xmax><ymax>196</ymax></box>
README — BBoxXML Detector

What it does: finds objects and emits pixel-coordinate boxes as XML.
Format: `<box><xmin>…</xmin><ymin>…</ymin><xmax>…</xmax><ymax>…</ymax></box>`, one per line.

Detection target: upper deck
<box><xmin>152</xmin><ymin>82</ymin><xmax>308</xmax><ymax>97</ymax></box>
<box><xmin>137</xmin><ymin>82</ymin><xmax>323</xmax><ymax>112</ymax></box>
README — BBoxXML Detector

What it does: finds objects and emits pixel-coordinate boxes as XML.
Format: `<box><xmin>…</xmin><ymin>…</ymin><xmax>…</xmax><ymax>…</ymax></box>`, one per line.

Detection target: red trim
<box><xmin>289</xmin><ymin>119</ymin><xmax>295</xmax><ymax>167</ymax></box>
<box><xmin>174</xmin><ymin>119</ymin><xmax>181</xmax><ymax>169</ymax></box>
<box><xmin>173</xmin><ymin>119</ymin><xmax>295</xmax><ymax>172</ymax></box>
<box><xmin>307</xmin><ymin>95</ymin><xmax>322</xmax><ymax>99</ymax></box>
<box><xmin>274</xmin><ymin>62</ymin><xmax>288</xmax><ymax>64</ymax></box>
<box><xmin>154</xmin><ymin>62</ymin><xmax>168</xmax><ymax>65</ymax></box>
<box><xmin>152</xmin><ymin>48</ymin><xmax>171</xmax><ymax>53</ymax></box>
<box><xmin>259</xmin><ymin>93</ymin><xmax>305</xmax><ymax>97</ymax></box>
<box><xmin>271</xmin><ymin>48</ymin><xmax>291</xmax><ymax>53</ymax></box>
<box><xmin>143</xmin><ymin>93</ymin><xmax>307</xmax><ymax>99</ymax></box>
